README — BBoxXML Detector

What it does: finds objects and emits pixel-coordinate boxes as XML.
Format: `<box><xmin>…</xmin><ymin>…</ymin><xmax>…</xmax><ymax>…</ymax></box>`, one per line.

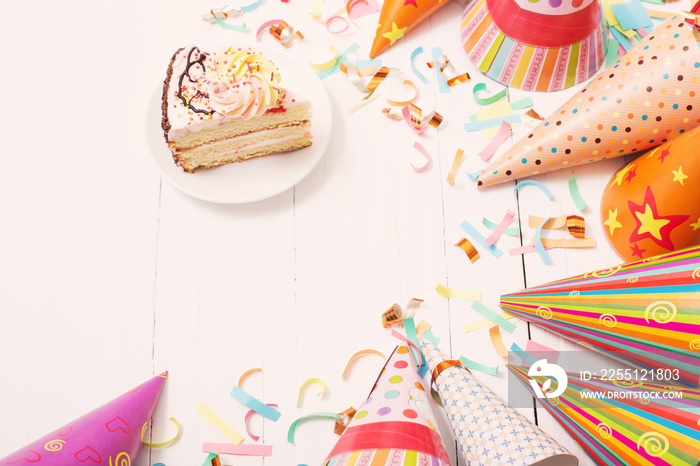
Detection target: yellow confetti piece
<box><xmin>435</xmin><ymin>283</ymin><xmax>481</xmax><ymax>301</ymax></box>
<box><xmin>141</xmin><ymin>417</ymin><xmax>181</xmax><ymax>448</ymax></box>
<box><xmin>463</xmin><ymin>312</ymin><xmax>514</xmax><ymax>333</ymax></box>
<box><xmin>309</xmin><ymin>0</ymin><xmax>326</xmax><ymax>18</ymax></box>
<box><xmin>296</xmin><ymin>378</ymin><xmax>326</xmax><ymax>407</ymax></box>
<box><xmin>195</xmin><ymin>402</ymin><xmax>244</xmax><ymax>445</ymax></box>
<box><xmin>309</xmin><ymin>46</ymin><xmax>339</xmax><ymax>71</ymax></box>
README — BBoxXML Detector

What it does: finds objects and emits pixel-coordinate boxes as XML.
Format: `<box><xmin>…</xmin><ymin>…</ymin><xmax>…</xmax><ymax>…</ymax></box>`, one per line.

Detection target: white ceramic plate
<box><xmin>146</xmin><ymin>43</ymin><xmax>332</xmax><ymax>204</ymax></box>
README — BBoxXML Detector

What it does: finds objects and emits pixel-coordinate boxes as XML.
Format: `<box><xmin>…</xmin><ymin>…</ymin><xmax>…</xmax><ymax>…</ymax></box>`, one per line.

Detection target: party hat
<box><xmin>476</xmin><ymin>16</ymin><xmax>700</xmax><ymax>188</ymax></box>
<box><xmin>369</xmin><ymin>0</ymin><xmax>452</xmax><ymax>58</ymax></box>
<box><xmin>500</xmin><ymin>246</ymin><xmax>700</xmax><ymax>386</ymax></box>
<box><xmin>418</xmin><ymin>335</ymin><xmax>578</xmax><ymax>465</ymax></box>
<box><xmin>461</xmin><ymin>0</ymin><xmax>606</xmax><ymax>92</ymax></box>
<box><xmin>322</xmin><ymin>345</ymin><xmax>451</xmax><ymax>465</ymax></box>
<box><xmin>1</xmin><ymin>372</ymin><xmax>168</xmax><ymax>464</ymax></box>
<box><xmin>601</xmin><ymin>125</ymin><xmax>700</xmax><ymax>262</ymax></box>
<box><xmin>509</xmin><ymin>364</ymin><xmax>700</xmax><ymax>466</ymax></box>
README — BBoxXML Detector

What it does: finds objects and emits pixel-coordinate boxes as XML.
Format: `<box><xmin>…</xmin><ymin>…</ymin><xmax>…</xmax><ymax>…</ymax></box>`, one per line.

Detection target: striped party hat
<box><xmin>476</xmin><ymin>15</ymin><xmax>700</xmax><ymax>187</ymax></box>
<box><xmin>461</xmin><ymin>0</ymin><xmax>606</xmax><ymax>92</ymax></box>
<box><xmin>419</xmin><ymin>335</ymin><xmax>578</xmax><ymax>465</ymax></box>
<box><xmin>500</xmin><ymin>246</ymin><xmax>700</xmax><ymax>386</ymax></box>
<box><xmin>509</xmin><ymin>364</ymin><xmax>700</xmax><ymax>465</ymax></box>
<box><xmin>0</xmin><ymin>372</ymin><xmax>168</xmax><ymax>465</ymax></box>
<box><xmin>323</xmin><ymin>345</ymin><xmax>451</xmax><ymax>465</ymax></box>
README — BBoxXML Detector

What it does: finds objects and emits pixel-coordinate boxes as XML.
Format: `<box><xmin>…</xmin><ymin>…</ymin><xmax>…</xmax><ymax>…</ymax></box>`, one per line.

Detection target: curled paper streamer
<box><xmin>214</xmin><ymin>17</ymin><xmax>247</xmax><ymax>32</ymax></box>
<box><xmin>484</xmin><ymin>210</ymin><xmax>515</xmax><ymax>247</ymax></box>
<box><xmin>430</xmin><ymin>47</ymin><xmax>451</xmax><ymax>94</ymax></box>
<box><xmin>341</xmin><ymin>349</ymin><xmax>385</xmax><ymax>379</ymax></box>
<box><xmin>287</xmin><ymin>413</ymin><xmax>340</xmax><ymax>444</ymax></box>
<box><xmin>456</xmin><ymin>238</ymin><xmax>480</xmax><ymax>263</ymax></box>
<box><xmin>513</xmin><ymin>180</ymin><xmax>553</xmax><ymax>201</ymax></box>
<box><xmin>202</xmin><ymin>6</ymin><xmax>239</xmax><ymax>23</ymax></box>
<box><xmin>459</xmin><ymin>356</ymin><xmax>498</xmax><ymax>375</ymax></box>
<box><xmin>309</xmin><ymin>46</ymin><xmax>339</xmax><ymax>71</ymax></box>
<box><xmin>460</xmin><ymin>220</ymin><xmax>503</xmax><ymax>259</ymax></box>
<box><xmin>141</xmin><ymin>417</ymin><xmax>181</xmax><ymax>448</ymax></box>
<box><xmin>427</xmin><ymin>51</ymin><xmax>470</xmax><ymax>88</ymax></box>
<box><xmin>386</xmin><ymin>80</ymin><xmax>418</xmax><ymax>107</ymax></box>
<box><xmin>463</xmin><ymin>312</ymin><xmax>514</xmax><ymax>333</ymax></box>
<box><xmin>446</xmin><ymin>149</ymin><xmax>464</xmax><ymax>184</ymax></box>
<box><xmin>566</xmin><ymin>215</ymin><xmax>586</xmax><ymax>239</ymax></box>
<box><xmin>238</xmin><ymin>368</ymin><xmax>262</xmax><ymax>388</ymax></box>
<box><xmin>270</xmin><ymin>21</ymin><xmax>304</xmax><ymax>47</ymax></box>
<box><xmin>296</xmin><ymin>378</ymin><xmax>326</xmax><ymax>407</ymax></box>
<box><xmin>411</xmin><ymin>141</ymin><xmax>431</xmax><ymax>174</ymax></box>
<box><xmin>534</xmin><ymin>217</ymin><xmax>552</xmax><ymax>265</ymax></box>
<box><xmin>256</xmin><ymin>19</ymin><xmax>283</xmax><ymax>40</ymax></box>
<box><xmin>568</xmin><ymin>176</ymin><xmax>588</xmax><ymax>211</ymax></box>
<box><xmin>245</xmin><ymin>403</ymin><xmax>278</xmax><ymax>441</ymax></box>
<box><xmin>410</xmin><ymin>47</ymin><xmax>427</xmax><ymax>84</ymax></box>
<box><xmin>325</xmin><ymin>15</ymin><xmax>349</xmax><ymax>34</ymax></box>
<box><xmin>340</xmin><ymin>52</ymin><xmax>379</xmax><ymax>92</ymax></box>
<box><xmin>346</xmin><ymin>92</ymin><xmax>379</xmax><ymax>115</ymax></box>
<box><xmin>435</xmin><ymin>283</ymin><xmax>481</xmax><ymax>301</ymax></box>
<box><xmin>537</xmin><ymin>238</ymin><xmax>595</xmax><ymax>248</ymax></box>
<box><xmin>528</xmin><ymin>215</ymin><xmax>566</xmax><ymax>230</ymax></box>
<box><xmin>195</xmin><ymin>402</ymin><xmax>244</xmax><ymax>445</ymax></box>
<box><xmin>202</xmin><ymin>443</ymin><xmax>272</xmax><ymax>456</ymax></box>
<box><xmin>478</xmin><ymin>121</ymin><xmax>511</xmax><ymax>161</ymax></box>
<box><xmin>471</xmin><ymin>301</ymin><xmax>516</xmax><ymax>334</ymax></box>
<box><xmin>402</xmin><ymin>104</ymin><xmax>443</xmax><ymax>135</ymax></box>
<box><xmin>241</xmin><ymin>0</ymin><xmax>263</xmax><ymax>13</ymax></box>
<box><xmin>522</xmin><ymin>109</ymin><xmax>545</xmax><ymax>129</ymax></box>
<box><xmin>489</xmin><ymin>326</ymin><xmax>509</xmax><ymax>359</ymax></box>
<box><xmin>472</xmin><ymin>82</ymin><xmax>507</xmax><ymax>106</ymax></box>
<box><xmin>382</xmin><ymin>107</ymin><xmax>402</xmax><ymax>120</ymax></box>
<box><xmin>390</xmin><ymin>328</ymin><xmax>424</xmax><ymax>368</ymax></box>
<box><xmin>483</xmin><ymin>218</ymin><xmax>518</xmax><ymax>236</ymax></box>
<box><xmin>334</xmin><ymin>407</ymin><xmax>357</xmax><ymax>435</ymax></box>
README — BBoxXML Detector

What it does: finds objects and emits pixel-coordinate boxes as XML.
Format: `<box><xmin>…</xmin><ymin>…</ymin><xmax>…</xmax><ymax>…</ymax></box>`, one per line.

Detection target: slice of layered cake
<box><xmin>161</xmin><ymin>46</ymin><xmax>313</xmax><ymax>172</ymax></box>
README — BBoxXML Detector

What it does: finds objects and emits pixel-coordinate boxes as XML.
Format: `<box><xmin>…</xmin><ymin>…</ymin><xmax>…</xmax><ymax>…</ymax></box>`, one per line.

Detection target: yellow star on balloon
<box><xmin>672</xmin><ymin>166</ymin><xmax>688</xmax><ymax>185</ymax></box>
<box><xmin>604</xmin><ymin>208</ymin><xmax>623</xmax><ymax>236</ymax></box>
<box><xmin>635</xmin><ymin>205</ymin><xmax>670</xmax><ymax>241</ymax></box>
<box><xmin>382</xmin><ymin>22</ymin><xmax>407</xmax><ymax>46</ymax></box>
<box><xmin>690</xmin><ymin>218</ymin><xmax>700</xmax><ymax>231</ymax></box>
<box><xmin>610</xmin><ymin>163</ymin><xmax>635</xmax><ymax>187</ymax></box>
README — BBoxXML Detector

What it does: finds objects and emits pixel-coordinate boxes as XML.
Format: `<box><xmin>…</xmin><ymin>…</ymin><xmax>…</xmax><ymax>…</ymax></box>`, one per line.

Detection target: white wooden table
<box><xmin>0</xmin><ymin>1</ymin><xmax>687</xmax><ymax>465</ymax></box>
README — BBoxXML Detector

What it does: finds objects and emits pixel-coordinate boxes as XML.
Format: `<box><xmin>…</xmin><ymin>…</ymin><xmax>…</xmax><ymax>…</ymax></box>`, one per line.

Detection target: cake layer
<box><xmin>176</xmin><ymin>128</ymin><xmax>312</xmax><ymax>172</ymax></box>
<box><xmin>168</xmin><ymin>102</ymin><xmax>311</xmax><ymax>151</ymax></box>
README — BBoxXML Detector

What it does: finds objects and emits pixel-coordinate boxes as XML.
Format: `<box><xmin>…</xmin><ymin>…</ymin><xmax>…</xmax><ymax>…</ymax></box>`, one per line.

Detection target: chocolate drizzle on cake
<box><xmin>177</xmin><ymin>47</ymin><xmax>214</xmax><ymax>116</ymax></box>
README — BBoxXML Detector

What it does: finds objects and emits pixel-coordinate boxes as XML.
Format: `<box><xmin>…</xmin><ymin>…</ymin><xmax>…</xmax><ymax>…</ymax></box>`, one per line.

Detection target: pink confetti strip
<box><xmin>484</xmin><ymin>209</ymin><xmax>515</xmax><ymax>246</ymax></box>
<box><xmin>525</xmin><ymin>340</ymin><xmax>559</xmax><ymax>364</ymax></box>
<box><xmin>202</xmin><ymin>443</ymin><xmax>272</xmax><ymax>456</ymax></box>
<box><xmin>390</xmin><ymin>329</ymin><xmax>424</xmax><ymax>367</ymax></box>
<box><xmin>256</xmin><ymin>20</ymin><xmax>283</xmax><ymax>40</ymax></box>
<box><xmin>325</xmin><ymin>15</ymin><xmax>349</xmax><ymax>34</ymax></box>
<box><xmin>478</xmin><ymin>121</ymin><xmax>511</xmax><ymax>161</ymax></box>
<box><xmin>411</xmin><ymin>141</ymin><xmax>431</xmax><ymax>173</ymax></box>
<box><xmin>244</xmin><ymin>403</ymin><xmax>278</xmax><ymax>441</ymax></box>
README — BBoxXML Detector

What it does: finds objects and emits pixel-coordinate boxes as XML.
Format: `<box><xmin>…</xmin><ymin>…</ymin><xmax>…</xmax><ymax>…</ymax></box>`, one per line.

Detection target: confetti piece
<box><xmin>489</xmin><ymin>326</ymin><xmax>509</xmax><ymax>358</ymax></box>
<box><xmin>534</xmin><ymin>217</ymin><xmax>551</xmax><ymax>265</ymax></box>
<box><xmin>526</xmin><ymin>340</ymin><xmax>559</xmax><ymax>364</ymax></box>
<box><xmin>513</xmin><ymin>180</ymin><xmax>553</xmax><ymax>200</ymax></box>
<box><xmin>455</xmin><ymin>238</ymin><xmax>480</xmax><ymax>263</ymax></box>
<box><xmin>386</xmin><ymin>80</ymin><xmax>418</xmax><ymax>106</ymax></box>
<box><xmin>522</xmin><ymin>108</ymin><xmax>545</xmax><ymax>128</ymax></box>
<box><xmin>339</xmin><ymin>57</ymin><xmax>380</xmax><ymax>77</ymax></box>
<box><xmin>231</xmin><ymin>386</ymin><xmax>281</xmax><ymax>421</ymax></box>
<box><xmin>309</xmin><ymin>0</ymin><xmax>325</xmax><ymax>18</ymax></box>
<box><xmin>483</xmin><ymin>210</ymin><xmax>515</xmax><ymax>247</ymax></box>
<box><xmin>245</xmin><ymin>403</ymin><xmax>278</xmax><ymax>441</ymax></box>
<box><xmin>256</xmin><ymin>19</ymin><xmax>283</xmax><ymax>40</ymax></box>
<box><xmin>459</xmin><ymin>220</ymin><xmax>503</xmax><ymax>259</ymax></box>
<box><xmin>402</xmin><ymin>104</ymin><xmax>443</xmax><ymax>135</ymax></box>
<box><xmin>346</xmin><ymin>0</ymin><xmax>378</xmax><ymax>18</ymax></box>
<box><xmin>325</xmin><ymin>15</ymin><xmax>349</xmax><ymax>34</ymax></box>
<box><xmin>411</xmin><ymin>141</ymin><xmax>431</xmax><ymax>174</ymax></box>
<box><xmin>478</xmin><ymin>121</ymin><xmax>511</xmax><ymax>161</ymax></box>
<box><xmin>203</xmin><ymin>452</ymin><xmax>218</xmax><ymax>466</ymax></box>
<box><xmin>202</xmin><ymin>6</ymin><xmax>239</xmax><ymax>23</ymax></box>
<box><xmin>606</xmin><ymin>38</ymin><xmax>620</xmax><ymax>67</ymax></box>
<box><xmin>510</xmin><ymin>97</ymin><xmax>533</xmax><ymax>110</ymax></box>
<box><xmin>202</xmin><ymin>443</ymin><xmax>273</xmax><ymax>456</ymax></box>
<box><xmin>464</xmin><ymin>115</ymin><xmax>521</xmax><ymax>132</ymax></box>
<box><xmin>296</xmin><ymin>378</ymin><xmax>326</xmax><ymax>407</ymax></box>
<box><xmin>317</xmin><ymin>43</ymin><xmax>359</xmax><ymax>79</ymax></box>
<box><xmin>459</xmin><ymin>356</ymin><xmax>498</xmax><ymax>375</ymax></box>
<box><xmin>471</xmin><ymin>301</ymin><xmax>516</xmax><ymax>334</ymax></box>
<box><xmin>423</xmin><ymin>329</ymin><xmax>440</xmax><ymax>346</ymax></box>
<box><xmin>568</xmin><ymin>176</ymin><xmax>588</xmax><ymax>211</ymax></box>
<box><xmin>269</xmin><ymin>21</ymin><xmax>304</xmax><ymax>47</ymax></box>
<box><xmin>510</xmin><ymin>343</ymin><xmax>537</xmax><ymax>365</ymax></box>
<box><xmin>415</xmin><ymin>320</ymin><xmax>432</xmax><ymax>334</ymax></box>
<box><xmin>610</xmin><ymin>1</ymin><xmax>652</xmax><ymax>30</ymax></box>
<box><xmin>446</xmin><ymin>149</ymin><xmax>464</xmax><ymax>184</ymax></box>
<box><xmin>347</xmin><ymin>92</ymin><xmax>379</xmax><ymax>115</ymax></box>
<box><xmin>537</xmin><ymin>237</ymin><xmax>596</xmax><ymax>248</ymax></box>
<box><xmin>472</xmin><ymin>82</ymin><xmax>507</xmax><ymax>105</ymax></box>
<box><xmin>238</xmin><ymin>368</ymin><xmax>262</xmax><ymax>388</ymax></box>
<box><xmin>566</xmin><ymin>215</ymin><xmax>586</xmax><ymax>238</ymax></box>
<box><xmin>609</xmin><ymin>26</ymin><xmax>631</xmax><ymax>51</ymax></box>
<box><xmin>141</xmin><ymin>417</ymin><xmax>180</xmax><ymax>448</ymax></box>
<box><xmin>309</xmin><ymin>46</ymin><xmax>339</xmax><ymax>71</ymax></box>
<box><xmin>195</xmin><ymin>402</ymin><xmax>244</xmax><ymax>445</ymax></box>
<box><xmin>646</xmin><ymin>9</ymin><xmax>672</xmax><ymax>19</ymax></box>
<box><xmin>334</xmin><ymin>407</ymin><xmax>357</xmax><ymax>435</ymax></box>
<box><xmin>390</xmin><ymin>329</ymin><xmax>423</xmax><ymax>368</ymax></box>
<box><xmin>482</xmin><ymin>218</ymin><xmax>519</xmax><ymax>236</ymax></box>
<box><xmin>341</xmin><ymin>349</ymin><xmax>385</xmax><ymax>379</ymax></box>
<box><xmin>426</xmin><ymin>54</ymin><xmax>470</xmax><ymax>87</ymax></box>
<box><xmin>288</xmin><ymin>413</ymin><xmax>340</xmax><ymax>444</ymax></box>
<box><xmin>403</xmin><ymin>317</ymin><xmax>422</xmax><ymax>366</ymax></box>
<box><xmin>241</xmin><ymin>0</ymin><xmax>264</xmax><ymax>13</ymax></box>
<box><xmin>528</xmin><ymin>215</ymin><xmax>566</xmax><ymax>229</ymax></box>
<box><xmin>462</xmin><ymin>312</ymin><xmax>514</xmax><ymax>333</ymax></box>
<box><xmin>466</xmin><ymin>170</ymin><xmax>481</xmax><ymax>181</ymax></box>
<box><xmin>214</xmin><ymin>17</ymin><xmax>247</xmax><ymax>32</ymax></box>
<box><xmin>430</xmin><ymin>47</ymin><xmax>451</xmax><ymax>94</ymax></box>
<box><xmin>435</xmin><ymin>283</ymin><xmax>481</xmax><ymax>301</ymax></box>
<box><xmin>410</xmin><ymin>47</ymin><xmax>427</xmax><ymax>84</ymax></box>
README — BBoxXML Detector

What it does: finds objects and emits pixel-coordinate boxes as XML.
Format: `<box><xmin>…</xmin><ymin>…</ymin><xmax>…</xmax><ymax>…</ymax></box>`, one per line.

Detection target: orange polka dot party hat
<box><xmin>322</xmin><ymin>345</ymin><xmax>451</xmax><ymax>465</ymax></box>
<box><xmin>461</xmin><ymin>0</ymin><xmax>606</xmax><ymax>92</ymax></box>
<box><xmin>477</xmin><ymin>15</ymin><xmax>700</xmax><ymax>188</ymax></box>
<box><xmin>418</xmin><ymin>335</ymin><xmax>578</xmax><ymax>466</ymax></box>
<box><xmin>601</xmin><ymin>125</ymin><xmax>700</xmax><ymax>261</ymax></box>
